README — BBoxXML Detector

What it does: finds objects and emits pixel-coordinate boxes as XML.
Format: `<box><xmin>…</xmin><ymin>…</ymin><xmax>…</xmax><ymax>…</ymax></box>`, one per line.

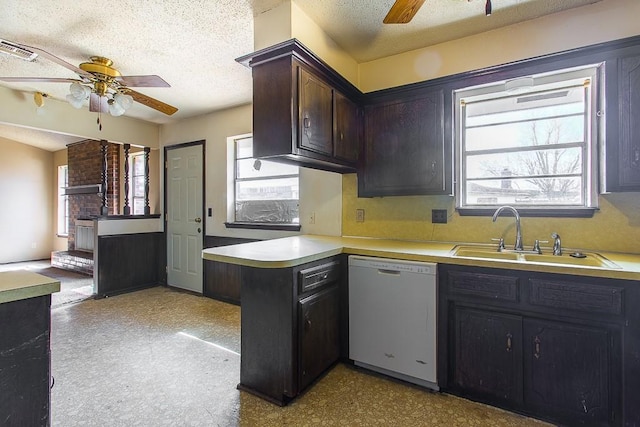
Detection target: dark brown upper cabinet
<box><xmin>237</xmin><ymin>39</ymin><xmax>362</xmax><ymax>174</ymax></box>
<box><xmin>334</xmin><ymin>90</ymin><xmax>360</xmax><ymax>163</ymax></box>
<box><xmin>298</xmin><ymin>67</ymin><xmax>334</xmax><ymax>156</ymax></box>
<box><xmin>359</xmin><ymin>88</ymin><xmax>449</xmax><ymax>197</ymax></box>
<box><xmin>603</xmin><ymin>44</ymin><xmax>640</xmax><ymax>192</ymax></box>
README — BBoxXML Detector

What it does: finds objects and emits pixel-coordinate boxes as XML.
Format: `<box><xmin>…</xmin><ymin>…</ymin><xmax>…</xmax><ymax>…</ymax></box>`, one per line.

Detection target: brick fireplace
<box><xmin>66</xmin><ymin>139</ymin><xmax>120</xmax><ymax>251</ymax></box>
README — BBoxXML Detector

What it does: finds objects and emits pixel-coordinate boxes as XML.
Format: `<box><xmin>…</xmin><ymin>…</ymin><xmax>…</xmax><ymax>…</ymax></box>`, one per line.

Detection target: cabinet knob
<box><xmin>303</xmin><ymin>116</ymin><xmax>311</xmax><ymax>129</ymax></box>
<box><xmin>506</xmin><ymin>333</ymin><xmax>513</xmax><ymax>352</ymax></box>
<box><xmin>534</xmin><ymin>336</ymin><xmax>541</xmax><ymax>359</ymax></box>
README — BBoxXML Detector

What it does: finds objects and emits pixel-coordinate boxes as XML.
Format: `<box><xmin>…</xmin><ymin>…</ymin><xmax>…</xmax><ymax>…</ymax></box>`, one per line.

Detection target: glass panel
<box><xmin>133</xmin><ymin>198</ymin><xmax>145</xmax><ymax>215</ymax></box>
<box><xmin>133</xmin><ymin>176</ymin><xmax>145</xmax><ymax>197</ymax></box>
<box><xmin>465</xmin><ymin>147</ymin><xmax>583</xmax><ymax>180</ymax></box>
<box><xmin>465</xmin><ymin>115</ymin><xmax>584</xmax><ymax>152</ymax></box>
<box><xmin>465</xmin><ymin>177</ymin><xmax>583</xmax><ymax>206</ymax></box>
<box><xmin>133</xmin><ymin>155</ymin><xmax>145</xmax><ymax>175</ymax></box>
<box><xmin>235</xmin><ymin>199</ymin><xmax>299</xmax><ymax>224</ymax></box>
<box><xmin>236</xmin><ymin>158</ymin><xmax>298</xmax><ymax>179</ymax></box>
<box><xmin>236</xmin><ymin>137</ymin><xmax>253</xmax><ymax>159</ymax></box>
<box><xmin>236</xmin><ymin>177</ymin><xmax>299</xmax><ymax>201</ymax></box>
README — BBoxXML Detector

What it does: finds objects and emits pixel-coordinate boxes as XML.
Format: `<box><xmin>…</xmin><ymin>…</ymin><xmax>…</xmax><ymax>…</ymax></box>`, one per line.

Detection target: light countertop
<box><xmin>202</xmin><ymin>235</ymin><xmax>640</xmax><ymax>281</ymax></box>
<box><xmin>0</xmin><ymin>270</ymin><xmax>61</xmax><ymax>304</ymax></box>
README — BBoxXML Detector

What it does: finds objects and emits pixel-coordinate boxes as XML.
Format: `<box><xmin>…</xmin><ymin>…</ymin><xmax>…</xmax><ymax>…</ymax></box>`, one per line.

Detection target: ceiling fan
<box><xmin>383</xmin><ymin>0</ymin><xmax>427</xmax><ymax>23</ymax></box>
<box><xmin>383</xmin><ymin>0</ymin><xmax>492</xmax><ymax>24</ymax></box>
<box><xmin>0</xmin><ymin>39</ymin><xmax>178</xmax><ymax>116</ymax></box>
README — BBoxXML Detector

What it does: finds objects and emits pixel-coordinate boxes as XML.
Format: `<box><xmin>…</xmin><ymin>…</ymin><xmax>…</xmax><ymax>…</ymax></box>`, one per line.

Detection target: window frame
<box><xmin>225</xmin><ymin>135</ymin><xmax>301</xmax><ymax>231</ymax></box>
<box><xmin>129</xmin><ymin>151</ymin><xmax>146</xmax><ymax>215</ymax></box>
<box><xmin>57</xmin><ymin>165</ymin><xmax>69</xmax><ymax>236</ymax></box>
<box><xmin>454</xmin><ymin>64</ymin><xmax>602</xmax><ymax>217</ymax></box>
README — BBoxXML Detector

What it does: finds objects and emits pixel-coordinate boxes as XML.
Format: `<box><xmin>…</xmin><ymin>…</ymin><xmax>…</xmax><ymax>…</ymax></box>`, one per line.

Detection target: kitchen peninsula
<box><xmin>203</xmin><ymin>235</ymin><xmax>640</xmax><ymax>426</ymax></box>
<box><xmin>0</xmin><ymin>271</ymin><xmax>60</xmax><ymax>426</ymax></box>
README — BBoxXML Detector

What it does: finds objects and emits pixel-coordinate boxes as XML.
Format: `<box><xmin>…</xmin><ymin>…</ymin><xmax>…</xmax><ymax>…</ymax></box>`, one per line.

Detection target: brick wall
<box><xmin>67</xmin><ymin>140</ymin><xmax>120</xmax><ymax>250</ymax></box>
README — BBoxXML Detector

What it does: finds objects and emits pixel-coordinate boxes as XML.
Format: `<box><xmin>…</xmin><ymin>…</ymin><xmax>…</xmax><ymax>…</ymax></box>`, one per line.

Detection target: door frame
<box><xmin>163</xmin><ymin>140</ymin><xmax>206</xmax><ymax>286</ymax></box>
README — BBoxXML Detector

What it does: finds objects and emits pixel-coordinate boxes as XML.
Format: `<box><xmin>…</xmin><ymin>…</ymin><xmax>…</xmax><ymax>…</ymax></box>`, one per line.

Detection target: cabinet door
<box><xmin>452</xmin><ymin>307</ymin><xmax>523</xmax><ymax>405</ymax></box>
<box><xmin>298</xmin><ymin>67</ymin><xmax>334</xmax><ymax>156</ymax></box>
<box><xmin>360</xmin><ymin>91</ymin><xmax>445</xmax><ymax>196</ymax></box>
<box><xmin>615</xmin><ymin>52</ymin><xmax>640</xmax><ymax>189</ymax></box>
<box><xmin>334</xmin><ymin>91</ymin><xmax>360</xmax><ymax>162</ymax></box>
<box><xmin>523</xmin><ymin>319</ymin><xmax>611</xmax><ymax>425</ymax></box>
<box><xmin>298</xmin><ymin>285</ymin><xmax>340</xmax><ymax>391</ymax></box>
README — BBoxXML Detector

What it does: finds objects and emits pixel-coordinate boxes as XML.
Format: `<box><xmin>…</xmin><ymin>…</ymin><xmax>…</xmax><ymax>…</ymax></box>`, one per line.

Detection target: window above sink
<box><xmin>454</xmin><ymin>65</ymin><xmax>602</xmax><ymax>217</ymax></box>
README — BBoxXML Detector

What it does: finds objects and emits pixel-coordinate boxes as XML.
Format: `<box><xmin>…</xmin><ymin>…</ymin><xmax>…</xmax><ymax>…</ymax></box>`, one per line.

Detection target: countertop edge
<box><xmin>201</xmin><ymin>236</ymin><xmax>640</xmax><ymax>281</ymax></box>
<box><xmin>0</xmin><ymin>282</ymin><xmax>61</xmax><ymax>304</ymax></box>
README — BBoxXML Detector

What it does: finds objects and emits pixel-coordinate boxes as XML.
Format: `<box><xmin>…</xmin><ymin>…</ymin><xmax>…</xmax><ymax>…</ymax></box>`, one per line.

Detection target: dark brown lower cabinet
<box><xmin>238</xmin><ymin>256</ymin><xmax>342</xmax><ymax>405</ymax></box>
<box><xmin>0</xmin><ymin>295</ymin><xmax>52</xmax><ymax>426</ymax></box>
<box><xmin>204</xmin><ymin>260</ymin><xmax>241</xmax><ymax>305</ymax></box>
<box><xmin>440</xmin><ymin>265</ymin><xmax>633</xmax><ymax>427</ymax></box>
<box><xmin>453</xmin><ymin>308</ymin><xmax>522</xmax><ymax>406</ymax></box>
<box><xmin>523</xmin><ymin>319</ymin><xmax>612</xmax><ymax>425</ymax></box>
<box><xmin>298</xmin><ymin>285</ymin><xmax>340</xmax><ymax>391</ymax></box>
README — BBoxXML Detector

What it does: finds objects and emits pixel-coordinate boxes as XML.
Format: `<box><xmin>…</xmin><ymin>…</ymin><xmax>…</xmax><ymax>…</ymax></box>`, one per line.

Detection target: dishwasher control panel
<box><xmin>348</xmin><ymin>256</ymin><xmax>436</xmax><ymax>275</ymax></box>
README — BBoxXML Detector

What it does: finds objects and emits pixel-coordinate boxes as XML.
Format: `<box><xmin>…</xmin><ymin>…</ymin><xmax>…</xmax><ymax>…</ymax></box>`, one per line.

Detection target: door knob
<box><xmin>194</xmin><ymin>217</ymin><xmax>201</xmax><ymax>223</ymax></box>
<box><xmin>197</xmin><ymin>228</ymin><xmax>201</xmax><ymax>233</ymax></box>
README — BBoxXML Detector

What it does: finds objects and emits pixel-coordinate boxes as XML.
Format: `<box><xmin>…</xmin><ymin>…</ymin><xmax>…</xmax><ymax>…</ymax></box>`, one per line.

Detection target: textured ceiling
<box><xmin>0</xmin><ymin>0</ymin><xmax>601</xmax><ymax>151</ymax></box>
<box><xmin>295</xmin><ymin>0</ymin><xmax>602</xmax><ymax>63</ymax></box>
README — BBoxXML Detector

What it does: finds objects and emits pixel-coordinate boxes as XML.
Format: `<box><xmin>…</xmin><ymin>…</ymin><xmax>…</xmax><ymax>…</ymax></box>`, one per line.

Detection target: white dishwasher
<box><xmin>348</xmin><ymin>255</ymin><xmax>438</xmax><ymax>390</ymax></box>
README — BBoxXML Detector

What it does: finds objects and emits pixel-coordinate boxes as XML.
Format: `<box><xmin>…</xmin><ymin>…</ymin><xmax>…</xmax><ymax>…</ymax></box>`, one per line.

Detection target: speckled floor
<box><xmin>50</xmin><ymin>286</ymin><xmax>552</xmax><ymax>426</ymax></box>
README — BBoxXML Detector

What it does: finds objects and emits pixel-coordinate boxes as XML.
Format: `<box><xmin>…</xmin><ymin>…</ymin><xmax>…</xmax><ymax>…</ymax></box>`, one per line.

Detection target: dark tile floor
<box><xmin>49</xmin><ymin>286</ymin><xmax>553</xmax><ymax>426</ymax></box>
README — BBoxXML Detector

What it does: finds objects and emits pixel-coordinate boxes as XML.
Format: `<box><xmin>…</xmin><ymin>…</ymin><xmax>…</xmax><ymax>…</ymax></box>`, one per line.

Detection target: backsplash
<box><xmin>341</xmin><ymin>174</ymin><xmax>640</xmax><ymax>254</ymax></box>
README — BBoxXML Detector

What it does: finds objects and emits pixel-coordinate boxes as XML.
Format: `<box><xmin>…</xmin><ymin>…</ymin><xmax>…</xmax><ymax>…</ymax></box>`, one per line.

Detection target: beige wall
<box><xmin>0</xmin><ymin>86</ymin><xmax>160</xmax><ymax>148</ymax></box>
<box><xmin>159</xmin><ymin>104</ymin><xmax>342</xmax><ymax>240</ymax></box>
<box><xmin>254</xmin><ymin>1</ymin><xmax>359</xmax><ymax>85</ymax></box>
<box><xmin>52</xmin><ymin>149</ymin><xmax>67</xmax><ymax>252</ymax></box>
<box><xmin>342</xmin><ymin>0</ymin><xmax>640</xmax><ymax>254</ymax></box>
<box><xmin>0</xmin><ymin>137</ymin><xmax>54</xmax><ymax>263</ymax></box>
<box><xmin>359</xmin><ymin>0</ymin><xmax>640</xmax><ymax>92</ymax></box>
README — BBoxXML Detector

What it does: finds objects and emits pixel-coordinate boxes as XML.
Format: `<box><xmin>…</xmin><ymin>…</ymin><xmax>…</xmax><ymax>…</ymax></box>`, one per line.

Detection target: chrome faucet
<box><xmin>492</xmin><ymin>206</ymin><xmax>524</xmax><ymax>251</ymax></box>
<box><xmin>551</xmin><ymin>232</ymin><xmax>562</xmax><ymax>255</ymax></box>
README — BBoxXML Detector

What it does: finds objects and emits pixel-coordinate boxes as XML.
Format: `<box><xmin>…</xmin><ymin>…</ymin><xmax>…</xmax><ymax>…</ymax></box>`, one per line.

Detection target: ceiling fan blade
<box><xmin>127</xmin><ymin>89</ymin><xmax>178</xmax><ymax>115</ymax></box>
<box><xmin>89</xmin><ymin>93</ymin><xmax>108</xmax><ymax>113</ymax></box>
<box><xmin>117</xmin><ymin>75</ymin><xmax>170</xmax><ymax>88</ymax></box>
<box><xmin>0</xmin><ymin>77</ymin><xmax>79</xmax><ymax>83</ymax></box>
<box><xmin>5</xmin><ymin>40</ymin><xmax>95</xmax><ymax>80</ymax></box>
<box><xmin>383</xmin><ymin>0</ymin><xmax>426</xmax><ymax>24</ymax></box>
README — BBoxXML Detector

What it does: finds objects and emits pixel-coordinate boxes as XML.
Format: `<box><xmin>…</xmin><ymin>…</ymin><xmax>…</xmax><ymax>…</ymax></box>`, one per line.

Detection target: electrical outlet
<box><xmin>356</xmin><ymin>209</ymin><xmax>365</xmax><ymax>222</ymax></box>
<box><xmin>309</xmin><ymin>212</ymin><xmax>316</xmax><ymax>224</ymax></box>
<box><xmin>432</xmin><ymin>209</ymin><xmax>448</xmax><ymax>224</ymax></box>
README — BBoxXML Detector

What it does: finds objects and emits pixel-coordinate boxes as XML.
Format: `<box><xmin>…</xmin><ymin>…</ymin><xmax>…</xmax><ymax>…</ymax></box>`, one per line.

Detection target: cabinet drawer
<box><xmin>448</xmin><ymin>271</ymin><xmax>519</xmax><ymax>302</ymax></box>
<box><xmin>298</xmin><ymin>261</ymin><xmax>341</xmax><ymax>294</ymax></box>
<box><xmin>529</xmin><ymin>279</ymin><xmax>623</xmax><ymax>315</ymax></box>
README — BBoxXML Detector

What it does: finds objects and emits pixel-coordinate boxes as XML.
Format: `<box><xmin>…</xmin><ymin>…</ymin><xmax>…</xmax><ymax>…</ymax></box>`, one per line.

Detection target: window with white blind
<box><xmin>455</xmin><ymin>65</ymin><xmax>601</xmax><ymax>215</ymax></box>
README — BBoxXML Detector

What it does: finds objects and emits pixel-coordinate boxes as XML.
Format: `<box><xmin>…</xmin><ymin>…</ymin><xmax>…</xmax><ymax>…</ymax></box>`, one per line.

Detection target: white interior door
<box><xmin>166</xmin><ymin>144</ymin><xmax>203</xmax><ymax>293</ymax></box>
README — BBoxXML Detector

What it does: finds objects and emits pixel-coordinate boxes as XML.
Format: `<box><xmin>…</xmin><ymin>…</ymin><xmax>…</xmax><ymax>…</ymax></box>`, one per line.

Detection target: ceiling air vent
<box><xmin>0</xmin><ymin>40</ymin><xmax>38</xmax><ymax>61</ymax></box>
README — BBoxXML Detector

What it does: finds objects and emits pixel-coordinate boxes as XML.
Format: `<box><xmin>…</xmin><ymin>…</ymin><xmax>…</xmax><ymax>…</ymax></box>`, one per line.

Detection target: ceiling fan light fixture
<box><xmin>114</xmin><ymin>92</ymin><xmax>133</xmax><ymax>110</ymax></box>
<box><xmin>69</xmin><ymin>82</ymin><xmax>91</xmax><ymax>98</ymax></box>
<box><xmin>33</xmin><ymin>92</ymin><xmax>47</xmax><ymax>108</ymax></box>
<box><xmin>108</xmin><ymin>100</ymin><xmax>126</xmax><ymax>116</ymax></box>
<box><xmin>66</xmin><ymin>94</ymin><xmax>85</xmax><ymax>109</ymax></box>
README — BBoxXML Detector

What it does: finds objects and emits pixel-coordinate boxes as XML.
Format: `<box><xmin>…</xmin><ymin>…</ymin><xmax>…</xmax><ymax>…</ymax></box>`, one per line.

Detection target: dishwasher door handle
<box><xmin>377</xmin><ymin>269</ymin><xmax>401</xmax><ymax>275</ymax></box>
